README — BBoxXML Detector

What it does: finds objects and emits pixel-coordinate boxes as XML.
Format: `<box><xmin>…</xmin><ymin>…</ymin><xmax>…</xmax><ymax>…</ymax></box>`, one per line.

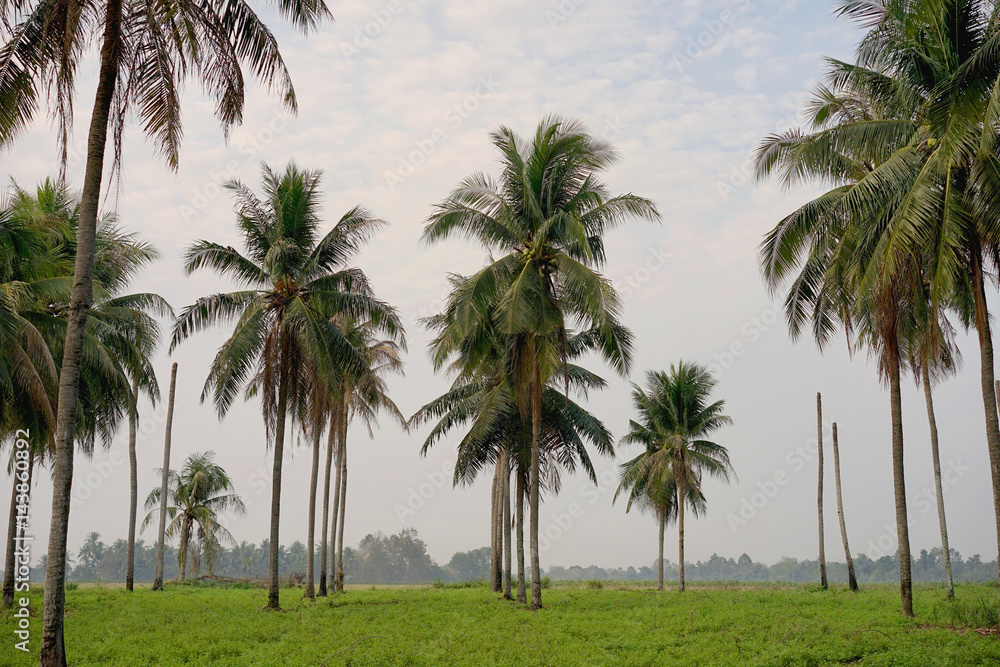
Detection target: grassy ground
<box><xmin>2</xmin><ymin>581</ymin><xmax>998</xmax><ymax>666</ymax></box>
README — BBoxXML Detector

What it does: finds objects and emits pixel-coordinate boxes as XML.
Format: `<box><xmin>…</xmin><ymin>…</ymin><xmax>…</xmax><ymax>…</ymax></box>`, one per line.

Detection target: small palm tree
<box><xmin>171</xmin><ymin>162</ymin><xmax>403</xmax><ymax>608</ymax></box>
<box><xmin>142</xmin><ymin>452</ymin><xmax>246</xmax><ymax>580</ymax></box>
<box><xmin>617</xmin><ymin>363</ymin><xmax>735</xmax><ymax>592</ymax></box>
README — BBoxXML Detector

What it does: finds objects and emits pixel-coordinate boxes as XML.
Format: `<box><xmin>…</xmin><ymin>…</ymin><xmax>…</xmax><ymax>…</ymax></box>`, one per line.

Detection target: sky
<box><xmin>3</xmin><ymin>0</ymin><xmax>998</xmax><ymax>573</ymax></box>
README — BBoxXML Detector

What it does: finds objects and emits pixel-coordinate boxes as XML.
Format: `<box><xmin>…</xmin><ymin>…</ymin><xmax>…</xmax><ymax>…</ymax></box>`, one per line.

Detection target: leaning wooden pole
<box><xmin>832</xmin><ymin>423</ymin><xmax>858</xmax><ymax>591</ymax></box>
<box><xmin>817</xmin><ymin>392</ymin><xmax>828</xmax><ymax>590</ymax></box>
<box><xmin>153</xmin><ymin>363</ymin><xmax>178</xmax><ymax>591</ymax></box>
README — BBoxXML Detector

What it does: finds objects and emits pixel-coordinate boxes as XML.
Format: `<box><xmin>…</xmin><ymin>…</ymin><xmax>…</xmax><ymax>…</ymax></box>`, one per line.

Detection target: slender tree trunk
<box><xmin>817</xmin><ymin>392</ymin><xmax>828</xmax><ymax>590</ymax></box>
<box><xmin>490</xmin><ymin>462</ymin><xmax>501</xmax><ymax>592</ymax></box>
<box><xmin>267</xmin><ymin>358</ymin><xmax>290</xmax><ymax>609</ymax></box>
<box><xmin>831</xmin><ymin>423</ymin><xmax>858</xmax><ymax>592</ymax></box>
<box><xmin>970</xmin><ymin>246</ymin><xmax>1000</xmax><ymax>595</ymax></box>
<box><xmin>888</xmin><ymin>340</ymin><xmax>914</xmax><ymax>617</ymax></box>
<box><xmin>153</xmin><ymin>363</ymin><xmax>178</xmax><ymax>591</ymax></box>
<box><xmin>126</xmin><ymin>377</ymin><xmax>139</xmax><ymax>591</ymax></box>
<box><xmin>41</xmin><ymin>0</ymin><xmax>122</xmax><ymax>661</ymax></box>
<box><xmin>922</xmin><ymin>366</ymin><xmax>953</xmax><ymax>599</ymax></box>
<box><xmin>516</xmin><ymin>473</ymin><xmax>526</xmax><ymax>604</ymax></box>
<box><xmin>319</xmin><ymin>423</ymin><xmax>335</xmax><ymax>597</ymax></box>
<box><xmin>304</xmin><ymin>427</ymin><xmax>321</xmax><ymax>600</ymax></box>
<box><xmin>677</xmin><ymin>474</ymin><xmax>686</xmax><ymax>592</ymax></box>
<box><xmin>657</xmin><ymin>510</ymin><xmax>664</xmax><ymax>592</ymax></box>
<box><xmin>502</xmin><ymin>447</ymin><xmax>512</xmax><ymax>600</ymax></box>
<box><xmin>529</xmin><ymin>362</ymin><xmax>543</xmax><ymax>609</ymax></box>
<box><xmin>3</xmin><ymin>450</ymin><xmax>34</xmax><ymax>607</ymax></box>
<box><xmin>335</xmin><ymin>404</ymin><xmax>348</xmax><ymax>593</ymax></box>
<box><xmin>178</xmin><ymin>517</ymin><xmax>190</xmax><ymax>582</ymax></box>
<box><xmin>329</xmin><ymin>416</ymin><xmax>343</xmax><ymax>594</ymax></box>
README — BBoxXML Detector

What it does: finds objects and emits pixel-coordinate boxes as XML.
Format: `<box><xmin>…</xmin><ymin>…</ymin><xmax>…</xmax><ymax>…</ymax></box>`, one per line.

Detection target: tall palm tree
<box><xmin>617</xmin><ymin>363</ymin><xmax>735</xmax><ymax>592</ymax></box>
<box><xmin>142</xmin><ymin>451</ymin><xmax>246</xmax><ymax>580</ymax></box>
<box><xmin>614</xmin><ymin>464</ymin><xmax>684</xmax><ymax>592</ymax></box>
<box><xmin>0</xmin><ymin>0</ymin><xmax>331</xmax><ymax>657</ymax></box>
<box><xmin>171</xmin><ymin>163</ymin><xmax>402</xmax><ymax>609</ymax></box>
<box><xmin>422</xmin><ymin>115</ymin><xmax>659</xmax><ymax>607</ymax></box>
<box><xmin>831</xmin><ymin>422</ymin><xmax>859</xmax><ymax>591</ymax></box>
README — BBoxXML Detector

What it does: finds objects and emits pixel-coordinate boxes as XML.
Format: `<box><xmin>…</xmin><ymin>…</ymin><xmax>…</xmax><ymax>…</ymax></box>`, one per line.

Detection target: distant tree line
<box><xmin>9</xmin><ymin>528</ymin><xmax>996</xmax><ymax>586</ymax></box>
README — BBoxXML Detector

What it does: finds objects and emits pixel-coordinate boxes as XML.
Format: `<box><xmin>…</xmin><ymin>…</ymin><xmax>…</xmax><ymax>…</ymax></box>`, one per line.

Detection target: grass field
<box><xmin>2</xmin><ymin>581</ymin><xmax>999</xmax><ymax>665</ymax></box>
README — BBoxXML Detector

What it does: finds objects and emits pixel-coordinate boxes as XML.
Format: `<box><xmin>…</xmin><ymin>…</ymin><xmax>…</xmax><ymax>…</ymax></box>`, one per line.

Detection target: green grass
<box><xmin>2</xmin><ymin>582</ymin><xmax>999</xmax><ymax>665</ymax></box>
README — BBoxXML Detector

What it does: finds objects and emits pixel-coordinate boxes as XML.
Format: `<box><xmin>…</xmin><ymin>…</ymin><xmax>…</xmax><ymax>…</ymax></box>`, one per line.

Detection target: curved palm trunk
<box><xmin>41</xmin><ymin>1</ymin><xmax>122</xmax><ymax>661</ymax></box>
<box><xmin>970</xmin><ymin>247</ymin><xmax>1000</xmax><ymax>595</ymax></box>
<box><xmin>529</xmin><ymin>363</ymin><xmax>543</xmax><ymax>609</ymax></box>
<box><xmin>267</xmin><ymin>360</ymin><xmax>290</xmax><ymax>609</ymax></box>
<box><xmin>677</xmin><ymin>475</ymin><xmax>686</xmax><ymax>593</ymax></box>
<box><xmin>153</xmin><ymin>363</ymin><xmax>178</xmax><ymax>590</ymax></box>
<box><xmin>178</xmin><ymin>516</ymin><xmax>191</xmax><ymax>582</ymax></box>
<box><xmin>329</xmin><ymin>420</ymin><xmax>343</xmax><ymax>594</ymax></box>
<box><xmin>502</xmin><ymin>448</ymin><xmax>512</xmax><ymax>600</ymax></box>
<box><xmin>490</xmin><ymin>463</ymin><xmax>501</xmax><ymax>592</ymax></box>
<box><xmin>817</xmin><ymin>392</ymin><xmax>828</xmax><ymax>590</ymax></box>
<box><xmin>3</xmin><ymin>451</ymin><xmax>34</xmax><ymax>607</ymax></box>
<box><xmin>922</xmin><ymin>365</ymin><xmax>953</xmax><ymax>598</ymax></box>
<box><xmin>126</xmin><ymin>377</ymin><xmax>139</xmax><ymax>592</ymax></box>
<box><xmin>319</xmin><ymin>424</ymin><xmax>335</xmax><ymax>597</ymax></box>
<box><xmin>516</xmin><ymin>473</ymin><xmax>526</xmax><ymax>604</ymax></box>
<box><xmin>831</xmin><ymin>423</ymin><xmax>858</xmax><ymax>592</ymax></box>
<box><xmin>887</xmin><ymin>339</ymin><xmax>914</xmax><ymax>617</ymax></box>
<box><xmin>335</xmin><ymin>406</ymin><xmax>348</xmax><ymax>593</ymax></box>
<box><xmin>304</xmin><ymin>428</ymin><xmax>321</xmax><ymax>599</ymax></box>
<box><xmin>657</xmin><ymin>510</ymin><xmax>664</xmax><ymax>592</ymax></box>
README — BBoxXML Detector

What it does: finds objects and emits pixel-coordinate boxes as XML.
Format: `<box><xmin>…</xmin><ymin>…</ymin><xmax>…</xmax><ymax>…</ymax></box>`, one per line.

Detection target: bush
<box><xmin>65</xmin><ymin>582</ymin><xmax>79</xmax><ymax>591</ymax></box>
<box><xmin>541</xmin><ymin>576</ymin><xmax>551</xmax><ymax>589</ymax></box>
<box><xmin>585</xmin><ymin>579</ymin><xmax>603</xmax><ymax>589</ymax></box>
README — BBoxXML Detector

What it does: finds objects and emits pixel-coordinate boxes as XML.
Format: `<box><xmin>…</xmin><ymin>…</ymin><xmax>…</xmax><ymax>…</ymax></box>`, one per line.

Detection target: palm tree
<box><xmin>422</xmin><ymin>115</ymin><xmax>659</xmax><ymax>607</ymax></box>
<box><xmin>142</xmin><ymin>452</ymin><xmax>246</xmax><ymax>580</ymax></box>
<box><xmin>831</xmin><ymin>422</ymin><xmax>859</xmax><ymax>591</ymax></box>
<box><xmin>617</xmin><ymin>363</ymin><xmax>735</xmax><ymax>592</ymax></box>
<box><xmin>153</xmin><ymin>362</ymin><xmax>178</xmax><ymax>590</ymax></box>
<box><xmin>171</xmin><ymin>163</ymin><xmax>402</xmax><ymax>609</ymax></box>
<box><xmin>331</xmin><ymin>315</ymin><xmax>405</xmax><ymax>593</ymax></box>
<box><xmin>817</xmin><ymin>392</ymin><xmax>827</xmax><ymax>590</ymax></box>
<box><xmin>0</xmin><ymin>0</ymin><xmax>331</xmax><ymax>656</ymax></box>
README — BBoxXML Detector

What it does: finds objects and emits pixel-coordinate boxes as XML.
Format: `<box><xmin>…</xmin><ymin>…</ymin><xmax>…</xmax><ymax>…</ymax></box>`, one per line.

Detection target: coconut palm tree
<box><xmin>0</xmin><ymin>0</ymin><xmax>331</xmax><ymax>657</ymax></box>
<box><xmin>617</xmin><ymin>363</ymin><xmax>735</xmax><ymax>592</ymax></box>
<box><xmin>142</xmin><ymin>451</ymin><xmax>246</xmax><ymax>580</ymax></box>
<box><xmin>422</xmin><ymin>115</ymin><xmax>659</xmax><ymax>607</ymax></box>
<box><xmin>171</xmin><ymin>162</ymin><xmax>403</xmax><ymax>609</ymax></box>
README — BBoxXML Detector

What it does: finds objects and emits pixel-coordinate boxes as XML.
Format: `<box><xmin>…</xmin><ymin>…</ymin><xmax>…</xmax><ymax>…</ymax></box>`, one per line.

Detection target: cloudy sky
<box><xmin>4</xmin><ymin>0</ymin><xmax>998</xmax><ymax>572</ymax></box>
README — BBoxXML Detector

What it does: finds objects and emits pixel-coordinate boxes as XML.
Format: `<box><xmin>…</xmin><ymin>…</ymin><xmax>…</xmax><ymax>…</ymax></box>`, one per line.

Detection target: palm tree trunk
<box><xmin>970</xmin><ymin>245</ymin><xmax>1000</xmax><ymax>595</ymax></box>
<box><xmin>817</xmin><ymin>392</ymin><xmax>828</xmax><ymax>590</ymax></box>
<box><xmin>657</xmin><ymin>510</ymin><xmax>664</xmax><ymax>592</ymax></box>
<box><xmin>329</xmin><ymin>417</ymin><xmax>343</xmax><ymax>594</ymax></box>
<box><xmin>677</xmin><ymin>475</ymin><xmax>686</xmax><ymax>593</ymax></box>
<box><xmin>502</xmin><ymin>447</ymin><xmax>512</xmax><ymax>600</ymax></box>
<box><xmin>922</xmin><ymin>364</ymin><xmax>953</xmax><ymax>598</ymax></box>
<box><xmin>529</xmin><ymin>362</ymin><xmax>543</xmax><ymax>609</ymax></box>
<box><xmin>887</xmin><ymin>338</ymin><xmax>914</xmax><ymax>617</ymax></box>
<box><xmin>153</xmin><ymin>363</ymin><xmax>178</xmax><ymax>591</ymax></box>
<box><xmin>304</xmin><ymin>427</ymin><xmax>321</xmax><ymax>600</ymax></box>
<box><xmin>335</xmin><ymin>404</ymin><xmax>348</xmax><ymax>593</ymax></box>
<box><xmin>516</xmin><ymin>472</ymin><xmax>526</xmax><ymax>604</ymax></box>
<box><xmin>178</xmin><ymin>517</ymin><xmax>190</xmax><ymax>582</ymax></box>
<box><xmin>267</xmin><ymin>357</ymin><xmax>290</xmax><ymax>609</ymax></box>
<box><xmin>41</xmin><ymin>0</ymin><xmax>122</xmax><ymax>662</ymax></box>
<box><xmin>126</xmin><ymin>377</ymin><xmax>139</xmax><ymax>592</ymax></box>
<box><xmin>490</xmin><ymin>462</ymin><xmax>501</xmax><ymax>592</ymax></box>
<box><xmin>3</xmin><ymin>450</ymin><xmax>33</xmax><ymax>607</ymax></box>
<box><xmin>831</xmin><ymin>422</ymin><xmax>858</xmax><ymax>592</ymax></box>
<box><xmin>319</xmin><ymin>423</ymin><xmax>335</xmax><ymax>597</ymax></box>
